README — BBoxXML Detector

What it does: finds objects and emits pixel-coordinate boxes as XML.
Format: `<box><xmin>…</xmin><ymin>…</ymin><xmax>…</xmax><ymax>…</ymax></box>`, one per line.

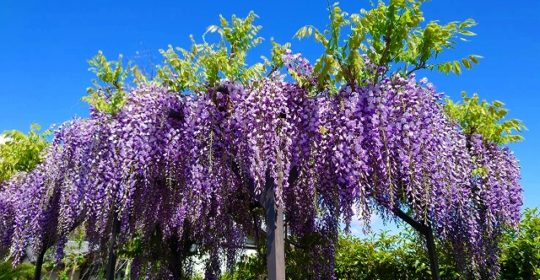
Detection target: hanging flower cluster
<box><xmin>459</xmin><ymin>134</ymin><xmax>522</xmax><ymax>277</ymax></box>
<box><xmin>0</xmin><ymin>51</ymin><xmax>522</xmax><ymax>279</ymax></box>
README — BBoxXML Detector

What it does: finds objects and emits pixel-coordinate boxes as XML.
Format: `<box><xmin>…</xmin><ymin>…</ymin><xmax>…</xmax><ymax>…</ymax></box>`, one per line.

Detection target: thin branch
<box><xmin>405</xmin><ymin>62</ymin><xmax>426</xmax><ymax>76</ymax></box>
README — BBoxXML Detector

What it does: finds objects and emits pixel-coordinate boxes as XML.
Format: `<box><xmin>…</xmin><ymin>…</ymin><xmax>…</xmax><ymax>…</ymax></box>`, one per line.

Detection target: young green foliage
<box><xmin>0</xmin><ymin>124</ymin><xmax>50</xmax><ymax>183</ymax></box>
<box><xmin>445</xmin><ymin>92</ymin><xmax>525</xmax><ymax>145</ymax></box>
<box><xmin>157</xmin><ymin>12</ymin><xmax>266</xmax><ymax>93</ymax></box>
<box><xmin>264</xmin><ymin>40</ymin><xmax>292</xmax><ymax>76</ymax></box>
<box><xmin>83</xmin><ymin>51</ymin><xmax>129</xmax><ymax>116</ymax></box>
<box><xmin>295</xmin><ymin>0</ymin><xmax>479</xmax><ymax>91</ymax></box>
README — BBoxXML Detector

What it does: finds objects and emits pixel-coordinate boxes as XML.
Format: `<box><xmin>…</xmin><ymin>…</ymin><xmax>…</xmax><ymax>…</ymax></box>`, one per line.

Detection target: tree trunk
<box><xmin>167</xmin><ymin>235</ymin><xmax>184</xmax><ymax>280</ymax></box>
<box><xmin>425</xmin><ymin>225</ymin><xmax>440</xmax><ymax>280</ymax></box>
<box><xmin>105</xmin><ymin>217</ymin><xmax>121</xmax><ymax>280</ymax></box>
<box><xmin>33</xmin><ymin>246</ymin><xmax>46</xmax><ymax>280</ymax></box>
<box><xmin>264</xmin><ymin>172</ymin><xmax>285</xmax><ymax>280</ymax></box>
<box><xmin>393</xmin><ymin>208</ymin><xmax>440</xmax><ymax>280</ymax></box>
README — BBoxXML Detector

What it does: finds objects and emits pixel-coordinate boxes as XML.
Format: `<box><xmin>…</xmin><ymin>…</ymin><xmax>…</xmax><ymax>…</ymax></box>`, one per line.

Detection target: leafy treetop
<box><xmin>157</xmin><ymin>11</ymin><xmax>267</xmax><ymax>92</ymax></box>
<box><xmin>84</xmin><ymin>0</ymin><xmax>480</xmax><ymax>109</ymax></box>
<box><xmin>295</xmin><ymin>0</ymin><xmax>479</xmax><ymax>92</ymax></box>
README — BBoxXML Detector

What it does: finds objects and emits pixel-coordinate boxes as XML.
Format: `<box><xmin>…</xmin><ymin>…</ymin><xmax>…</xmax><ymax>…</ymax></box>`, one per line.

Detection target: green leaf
<box><xmin>469</xmin><ymin>54</ymin><xmax>481</xmax><ymax>64</ymax></box>
<box><xmin>294</xmin><ymin>26</ymin><xmax>314</xmax><ymax>39</ymax></box>
<box><xmin>460</xmin><ymin>30</ymin><xmax>476</xmax><ymax>36</ymax></box>
<box><xmin>462</xmin><ymin>58</ymin><xmax>472</xmax><ymax>69</ymax></box>
<box><xmin>452</xmin><ymin>60</ymin><xmax>461</xmax><ymax>75</ymax></box>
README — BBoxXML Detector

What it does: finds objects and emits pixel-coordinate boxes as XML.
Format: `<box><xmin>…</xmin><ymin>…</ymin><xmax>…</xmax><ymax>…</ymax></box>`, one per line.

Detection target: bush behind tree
<box><xmin>223</xmin><ymin>209</ymin><xmax>539</xmax><ymax>280</ymax></box>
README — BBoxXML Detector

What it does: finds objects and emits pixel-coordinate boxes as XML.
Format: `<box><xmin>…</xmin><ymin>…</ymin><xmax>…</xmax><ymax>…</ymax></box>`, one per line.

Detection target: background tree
<box><xmin>499</xmin><ymin>208</ymin><xmax>540</xmax><ymax>280</ymax></box>
<box><xmin>0</xmin><ymin>124</ymin><xmax>50</xmax><ymax>184</ymax></box>
<box><xmin>224</xmin><ymin>209</ymin><xmax>539</xmax><ymax>280</ymax></box>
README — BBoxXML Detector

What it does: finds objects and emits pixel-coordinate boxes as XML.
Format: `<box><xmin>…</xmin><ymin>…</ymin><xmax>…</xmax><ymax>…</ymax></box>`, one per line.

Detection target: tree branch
<box><xmin>405</xmin><ymin>62</ymin><xmax>426</xmax><ymax>77</ymax></box>
<box><xmin>392</xmin><ymin>207</ymin><xmax>428</xmax><ymax>233</ymax></box>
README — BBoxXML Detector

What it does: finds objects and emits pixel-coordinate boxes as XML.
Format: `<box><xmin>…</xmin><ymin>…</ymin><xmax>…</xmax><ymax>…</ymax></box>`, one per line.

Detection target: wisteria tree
<box><xmin>0</xmin><ymin>1</ymin><xmax>523</xmax><ymax>280</ymax></box>
<box><xmin>291</xmin><ymin>1</ymin><xmax>521</xmax><ymax>279</ymax></box>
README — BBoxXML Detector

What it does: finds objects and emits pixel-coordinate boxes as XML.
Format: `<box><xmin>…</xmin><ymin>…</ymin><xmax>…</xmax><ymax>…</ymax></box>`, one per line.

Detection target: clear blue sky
<box><xmin>1</xmin><ymin>1</ymin><xmax>539</xmax><ymax>210</ymax></box>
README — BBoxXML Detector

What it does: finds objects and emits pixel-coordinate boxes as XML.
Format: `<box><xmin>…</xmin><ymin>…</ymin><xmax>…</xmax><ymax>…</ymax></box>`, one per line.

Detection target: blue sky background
<box><xmin>1</xmin><ymin>1</ymin><xmax>539</xmax><ymax>231</ymax></box>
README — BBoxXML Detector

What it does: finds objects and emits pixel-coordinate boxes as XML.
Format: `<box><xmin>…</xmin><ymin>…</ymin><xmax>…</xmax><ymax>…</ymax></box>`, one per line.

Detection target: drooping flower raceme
<box><xmin>0</xmin><ymin>58</ymin><xmax>522</xmax><ymax>279</ymax></box>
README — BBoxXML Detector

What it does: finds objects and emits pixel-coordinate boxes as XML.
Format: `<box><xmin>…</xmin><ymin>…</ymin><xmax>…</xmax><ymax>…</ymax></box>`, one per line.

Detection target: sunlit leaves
<box><xmin>437</xmin><ymin>55</ymin><xmax>481</xmax><ymax>75</ymax></box>
<box><xmin>0</xmin><ymin>124</ymin><xmax>50</xmax><ymax>183</ymax></box>
<box><xmin>295</xmin><ymin>0</ymin><xmax>479</xmax><ymax>90</ymax></box>
<box><xmin>445</xmin><ymin>92</ymin><xmax>525</xmax><ymax>144</ymax></box>
<box><xmin>264</xmin><ymin>40</ymin><xmax>291</xmax><ymax>72</ymax></box>
<box><xmin>156</xmin><ymin>12</ymin><xmax>265</xmax><ymax>93</ymax></box>
<box><xmin>83</xmin><ymin>51</ymin><xmax>128</xmax><ymax>116</ymax></box>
